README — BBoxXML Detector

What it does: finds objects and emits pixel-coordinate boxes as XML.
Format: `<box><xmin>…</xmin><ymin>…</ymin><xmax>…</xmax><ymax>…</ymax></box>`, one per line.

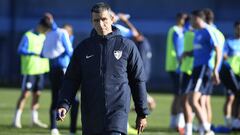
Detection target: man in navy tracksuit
<box><xmin>57</xmin><ymin>2</ymin><xmax>149</xmax><ymax>135</ymax></box>
<box><xmin>42</xmin><ymin>15</ymin><xmax>73</xmax><ymax>135</ymax></box>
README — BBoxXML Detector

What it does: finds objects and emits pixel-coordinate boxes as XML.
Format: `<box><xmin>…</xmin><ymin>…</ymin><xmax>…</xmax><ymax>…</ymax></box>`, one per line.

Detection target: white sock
<box><xmin>202</xmin><ymin>122</ymin><xmax>211</xmax><ymax>131</ymax></box>
<box><xmin>51</xmin><ymin>128</ymin><xmax>59</xmax><ymax>134</ymax></box>
<box><xmin>14</xmin><ymin>109</ymin><xmax>22</xmax><ymax>123</ymax></box>
<box><xmin>170</xmin><ymin>115</ymin><xmax>177</xmax><ymax>128</ymax></box>
<box><xmin>185</xmin><ymin>123</ymin><xmax>193</xmax><ymax>135</ymax></box>
<box><xmin>177</xmin><ymin>113</ymin><xmax>185</xmax><ymax>128</ymax></box>
<box><xmin>206</xmin><ymin>122</ymin><xmax>211</xmax><ymax>130</ymax></box>
<box><xmin>32</xmin><ymin>109</ymin><xmax>38</xmax><ymax>122</ymax></box>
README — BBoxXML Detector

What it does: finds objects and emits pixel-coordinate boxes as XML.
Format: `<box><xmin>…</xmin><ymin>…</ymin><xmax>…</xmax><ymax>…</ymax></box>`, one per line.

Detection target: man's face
<box><xmin>178</xmin><ymin>15</ymin><xmax>187</xmax><ymax>26</ymax></box>
<box><xmin>235</xmin><ymin>24</ymin><xmax>240</xmax><ymax>38</ymax></box>
<box><xmin>179</xmin><ymin>18</ymin><xmax>185</xmax><ymax>26</ymax></box>
<box><xmin>92</xmin><ymin>10</ymin><xmax>114</xmax><ymax>36</ymax></box>
<box><xmin>38</xmin><ymin>25</ymin><xmax>48</xmax><ymax>34</ymax></box>
<box><xmin>190</xmin><ymin>15</ymin><xmax>200</xmax><ymax>29</ymax></box>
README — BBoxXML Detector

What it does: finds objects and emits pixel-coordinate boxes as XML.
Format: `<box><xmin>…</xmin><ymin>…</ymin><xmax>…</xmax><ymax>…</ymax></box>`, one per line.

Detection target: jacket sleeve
<box><xmin>127</xmin><ymin>40</ymin><xmax>149</xmax><ymax>117</ymax></box>
<box><xmin>61</xmin><ymin>31</ymin><xmax>73</xmax><ymax>57</ymax></box>
<box><xmin>58</xmin><ymin>45</ymin><xmax>82</xmax><ymax>112</ymax></box>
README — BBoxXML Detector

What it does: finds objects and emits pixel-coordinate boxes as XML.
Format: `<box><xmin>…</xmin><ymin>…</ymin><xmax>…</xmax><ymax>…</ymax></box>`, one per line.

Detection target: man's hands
<box><xmin>56</xmin><ymin>108</ymin><xmax>67</xmax><ymax>121</ymax></box>
<box><xmin>136</xmin><ymin>116</ymin><xmax>147</xmax><ymax>134</ymax></box>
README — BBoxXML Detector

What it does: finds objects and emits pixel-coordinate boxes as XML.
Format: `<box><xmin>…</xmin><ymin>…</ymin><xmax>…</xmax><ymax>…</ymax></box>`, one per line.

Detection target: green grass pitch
<box><xmin>0</xmin><ymin>88</ymin><xmax>228</xmax><ymax>135</ymax></box>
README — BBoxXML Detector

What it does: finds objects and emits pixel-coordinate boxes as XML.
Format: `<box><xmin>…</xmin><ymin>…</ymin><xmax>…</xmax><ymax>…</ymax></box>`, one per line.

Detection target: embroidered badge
<box><xmin>114</xmin><ymin>50</ymin><xmax>122</xmax><ymax>60</ymax></box>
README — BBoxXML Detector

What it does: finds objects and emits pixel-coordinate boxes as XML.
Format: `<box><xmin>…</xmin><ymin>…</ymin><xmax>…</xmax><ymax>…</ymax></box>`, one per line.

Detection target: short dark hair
<box><xmin>91</xmin><ymin>2</ymin><xmax>111</xmax><ymax>13</ymax></box>
<box><xmin>38</xmin><ymin>17</ymin><xmax>52</xmax><ymax>29</ymax></box>
<box><xmin>203</xmin><ymin>8</ymin><xmax>214</xmax><ymax>24</ymax></box>
<box><xmin>191</xmin><ymin>10</ymin><xmax>205</xmax><ymax>20</ymax></box>
<box><xmin>234</xmin><ymin>21</ymin><xmax>240</xmax><ymax>27</ymax></box>
<box><xmin>176</xmin><ymin>12</ymin><xmax>187</xmax><ymax>20</ymax></box>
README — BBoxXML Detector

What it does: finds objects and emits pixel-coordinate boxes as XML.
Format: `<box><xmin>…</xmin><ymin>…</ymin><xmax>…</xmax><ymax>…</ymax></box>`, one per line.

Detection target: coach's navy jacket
<box><xmin>58</xmin><ymin>27</ymin><xmax>149</xmax><ymax>135</ymax></box>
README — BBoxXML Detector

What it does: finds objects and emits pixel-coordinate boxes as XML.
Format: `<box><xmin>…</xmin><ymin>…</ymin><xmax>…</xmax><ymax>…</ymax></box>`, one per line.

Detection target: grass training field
<box><xmin>0</xmin><ymin>88</ymin><xmax>228</xmax><ymax>135</ymax></box>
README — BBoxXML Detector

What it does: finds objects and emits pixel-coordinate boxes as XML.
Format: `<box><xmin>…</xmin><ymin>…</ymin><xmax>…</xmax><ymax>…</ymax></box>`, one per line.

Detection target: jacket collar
<box><xmin>90</xmin><ymin>26</ymin><xmax>121</xmax><ymax>40</ymax></box>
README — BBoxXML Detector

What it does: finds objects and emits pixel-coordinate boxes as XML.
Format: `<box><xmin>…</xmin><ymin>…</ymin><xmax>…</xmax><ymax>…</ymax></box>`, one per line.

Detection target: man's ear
<box><xmin>110</xmin><ymin>13</ymin><xmax>115</xmax><ymax>22</ymax></box>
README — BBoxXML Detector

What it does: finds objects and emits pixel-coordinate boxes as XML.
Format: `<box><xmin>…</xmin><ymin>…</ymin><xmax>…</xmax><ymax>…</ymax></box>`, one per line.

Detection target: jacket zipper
<box><xmin>101</xmin><ymin>39</ymin><xmax>108</xmax><ymax>129</ymax></box>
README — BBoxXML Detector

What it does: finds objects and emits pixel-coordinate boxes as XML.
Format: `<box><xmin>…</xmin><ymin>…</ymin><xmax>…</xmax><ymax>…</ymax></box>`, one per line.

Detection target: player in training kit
<box><xmin>166</xmin><ymin>12</ymin><xmax>187</xmax><ymax>130</ymax></box>
<box><xmin>221</xmin><ymin>21</ymin><xmax>240</xmax><ymax>129</ymax></box>
<box><xmin>180</xmin><ymin>17</ymin><xmax>195</xmax><ymax>135</ymax></box>
<box><xmin>13</xmin><ymin>17</ymin><xmax>51</xmax><ymax>129</ymax></box>
<box><xmin>201</xmin><ymin>8</ymin><xmax>225</xmax><ymax>129</ymax></box>
<box><xmin>183</xmin><ymin>10</ymin><xmax>222</xmax><ymax>135</ymax></box>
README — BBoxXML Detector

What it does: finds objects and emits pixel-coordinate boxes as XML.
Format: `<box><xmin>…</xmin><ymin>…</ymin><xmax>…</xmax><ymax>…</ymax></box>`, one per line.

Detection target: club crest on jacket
<box><xmin>114</xmin><ymin>50</ymin><xmax>122</xmax><ymax>60</ymax></box>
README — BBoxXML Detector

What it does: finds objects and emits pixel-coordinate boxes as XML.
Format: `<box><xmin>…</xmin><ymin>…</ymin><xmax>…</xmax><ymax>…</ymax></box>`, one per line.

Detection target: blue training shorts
<box><xmin>220</xmin><ymin>62</ymin><xmax>240</xmax><ymax>95</ymax></box>
<box><xmin>21</xmin><ymin>74</ymin><xmax>45</xmax><ymax>91</ymax></box>
<box><xmin>168</xmin><ymin>71</ymin><xmax>180</xmax><ymax>95</ymax></box>
<box><xmin>179</xmin><ymin>72</ymin><xmax>192</xmax><ymax>95</ymax></box>
<box><xmin>190</xmin><ymin>65</ymin><xmax>212</xmax><ymax>94</ymax></box>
